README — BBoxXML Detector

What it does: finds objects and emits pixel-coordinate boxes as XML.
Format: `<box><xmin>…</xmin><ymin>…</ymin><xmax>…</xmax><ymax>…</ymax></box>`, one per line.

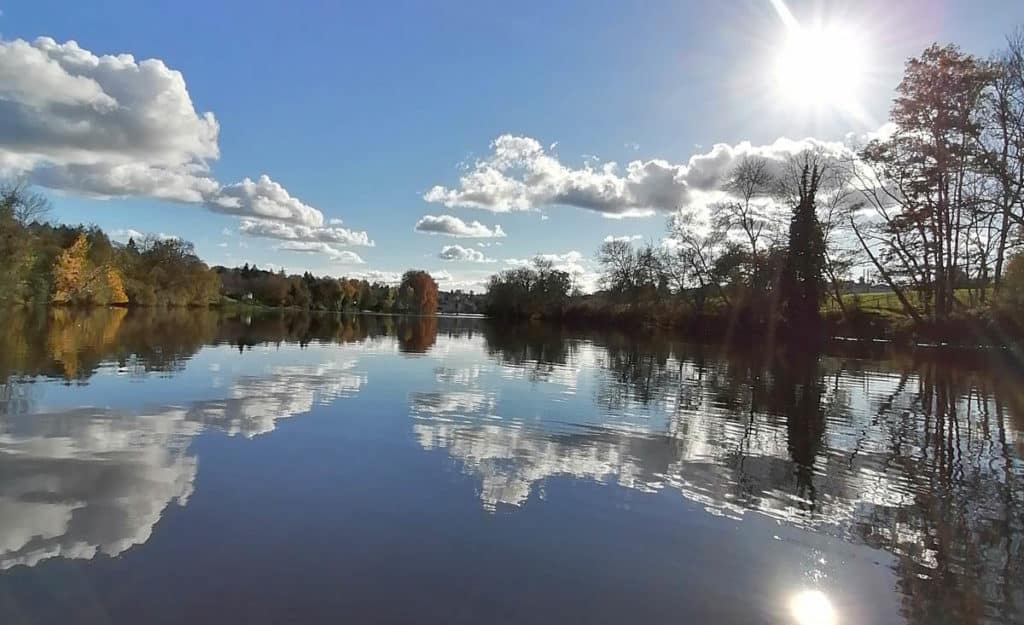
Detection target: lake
<box><xmin>0</xmin><ymin>308</ymin><xmax>1020</xmax><ymax>625</ymax></box>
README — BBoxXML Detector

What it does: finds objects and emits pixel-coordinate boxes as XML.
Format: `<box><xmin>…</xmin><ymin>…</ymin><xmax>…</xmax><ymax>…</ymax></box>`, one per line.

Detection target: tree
<box><xmin>596</xmin><ymin>240</ymin><xmax>665</xmax><ymax>301</ymax></box>
<box><xmin>51</xmin><ymin>233</ymin><xmax>90</xmax><ymax>304</ymax></box>
<box><xmin>664</xmin><ymin>210</ymin><xmax>731</xmax><ymax>311</ymax></box>
<box><xmin>856</xmin><ymin>44</ymin><xmax>997</xmax><ymax>321</ymax></box>
<box><xmin>485</xmin><ymin>258</ymin><xmax>572</xmax><ymax>318</ymax></box>
<box><xmin>779</xmin><ymin>153</ymin><xmax>828</xmax><ymax>332</ymax></box>
<box><xmin>0</xmin><ymin>181</ymin><xmax>50</xmax><ymax>225</ymax></box>
<box><xmin>713</xmin><ymin>157</ymin><xmax>778</xmax><ymax>256</ymax></box>
<box><xmin>980</xmin><ymin>28</ymin><xmax>1024</xmax><ymax>289</ymax></box>
<box><xmin>398</xmin><ymin>270</ymin><xmax>438</xmax><ymax>315</ymax></box>
<box><xmin>597</xmin><ymin>239</ymin><xmax>638</xmax><ymax>293</ymax></box>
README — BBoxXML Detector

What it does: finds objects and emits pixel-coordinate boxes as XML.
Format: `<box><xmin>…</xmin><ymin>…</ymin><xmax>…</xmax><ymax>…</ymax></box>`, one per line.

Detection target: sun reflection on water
<box><xmin>789</xmin><ymin>589</ymin><xmax>837</xmax><ymax>625</ymax></box>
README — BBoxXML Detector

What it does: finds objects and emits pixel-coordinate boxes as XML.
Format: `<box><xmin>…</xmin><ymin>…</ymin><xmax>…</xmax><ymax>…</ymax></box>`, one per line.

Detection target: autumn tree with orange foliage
<box><xmin>398</xmin><ymin>270</ymin><xmax>439</xmax><ymax>315</ymax></box>
<box><xmin>50</xmin><ymin>233</ymin><xmax>90</xmax><ymax>304</ymax></box>
<box><xmin>50</xmin><ymin>232</ymin><xmax>133</xmax><ymax>306</ymax></box>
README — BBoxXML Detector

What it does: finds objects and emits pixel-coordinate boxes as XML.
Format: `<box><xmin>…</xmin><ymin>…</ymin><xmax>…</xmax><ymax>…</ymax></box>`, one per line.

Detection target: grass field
<box><xmin>823</xmin><ymin>288</ymin><xmax>991</xmax><ymax>318</ymax></box>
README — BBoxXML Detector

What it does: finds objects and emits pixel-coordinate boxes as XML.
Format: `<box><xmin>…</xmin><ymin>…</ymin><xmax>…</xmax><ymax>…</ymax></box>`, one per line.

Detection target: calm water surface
<box><xmin>0</xmin><ymin>309</ymin><xmax>1021</xmax><ymax>625</ymax></box>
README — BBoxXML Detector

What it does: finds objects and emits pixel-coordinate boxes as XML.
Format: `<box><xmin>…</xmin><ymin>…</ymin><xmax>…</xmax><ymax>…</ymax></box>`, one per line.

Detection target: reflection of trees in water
<box><xmin>480</xmin><ymin>322</ymin><xmax>578</xmax><ymax>384</ymax></box>
<box><xmin>454</xmin><ymin>328</ymin><xmax>1024</xmax><ymax>624</ymax></box>
<box><xmin>0</xmin><ymin>307</ymin><xmax>206</xmax><ymax>382</ymax></box>
<box><xmin>397</xmin><ymin>316</ymin><xmax>438</xmax><ymax>354</ymax></box>
<box><xmin>0</xmin><ymin>309</ymin><xmax>465</xmax><ymax>390</ymax></box>
<box><xmin>850</xmin><ymin>363</ymin><xmax>1024</xmax><ymax>625</ymax></box>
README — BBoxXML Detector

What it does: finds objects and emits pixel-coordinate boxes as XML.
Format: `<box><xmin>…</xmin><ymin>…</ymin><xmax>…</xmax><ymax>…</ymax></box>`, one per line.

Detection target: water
<box><xmin>0</xmin><ymin>308</ymin><xmax>1020</xmax><ymax>625</ymax></box>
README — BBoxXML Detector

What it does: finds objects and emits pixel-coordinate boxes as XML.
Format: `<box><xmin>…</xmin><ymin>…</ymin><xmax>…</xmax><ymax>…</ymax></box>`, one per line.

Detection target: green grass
<box><xmin>823</xmin><ymin>288</ymin><xmax>992</xmax><ymax>318</ymax></box>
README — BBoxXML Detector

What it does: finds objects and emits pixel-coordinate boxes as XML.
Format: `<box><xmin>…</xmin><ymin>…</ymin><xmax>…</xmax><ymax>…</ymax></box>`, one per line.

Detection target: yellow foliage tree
<box><xmin>51</xmin><ymin>233</ymin><xmax>89</xmax><ymax>304</ymax></box>
<box><xmin>106</xmin><ymin>267</ymin><xmax>129</xmax><ymax>305</ymax></box>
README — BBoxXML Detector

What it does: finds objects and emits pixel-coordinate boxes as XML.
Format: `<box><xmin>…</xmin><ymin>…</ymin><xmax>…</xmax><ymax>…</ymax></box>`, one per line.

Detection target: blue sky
<box><xmin>2</xmin><ymin>0</ymin><xmax>1023</xmax><ymax>290</ymax></box>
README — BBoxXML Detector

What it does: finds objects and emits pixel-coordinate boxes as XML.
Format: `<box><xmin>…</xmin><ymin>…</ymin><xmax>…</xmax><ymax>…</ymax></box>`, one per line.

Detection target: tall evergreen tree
<box><xmin>780</xmin><ymin>157</ymin><xmax>827</xmax><ymax>334</ymax></box>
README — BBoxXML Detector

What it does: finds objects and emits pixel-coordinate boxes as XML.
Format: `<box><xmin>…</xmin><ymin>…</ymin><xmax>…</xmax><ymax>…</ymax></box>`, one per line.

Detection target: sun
<box><xmin>774</xmin><ymin>22</ymin><xmax>868</xmax><ymax>113</ymax></box>
<box><xmin>767</xmin><ymin>0</ymin><xmax>872</xmax><ymax>122</ymax></box>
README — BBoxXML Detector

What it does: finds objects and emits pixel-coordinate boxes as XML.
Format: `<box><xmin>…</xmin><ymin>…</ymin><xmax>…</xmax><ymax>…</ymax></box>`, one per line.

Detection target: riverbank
<box><xmin>490</xmin><ymin>295</ymin><xmax>1024</xmax><ymax>351</ymax></box>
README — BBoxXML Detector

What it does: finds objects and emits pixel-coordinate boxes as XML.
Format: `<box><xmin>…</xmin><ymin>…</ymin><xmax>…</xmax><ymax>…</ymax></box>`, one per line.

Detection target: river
<box><xmin>0</xmin><ymin>308</ymin><xmax>1020</xmax><ymax>624</ymax></box>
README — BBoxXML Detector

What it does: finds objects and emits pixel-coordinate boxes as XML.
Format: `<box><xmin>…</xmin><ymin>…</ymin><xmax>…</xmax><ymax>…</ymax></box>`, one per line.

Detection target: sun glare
<box><xmin>774</xmin><ymin>22</ymin><xmax>868</xmax><ymax>113</ymax></box>
<box><xmin>789</xmin><ymin>589</ymin><xmax>838</xmax><ymax>625</ymax></box>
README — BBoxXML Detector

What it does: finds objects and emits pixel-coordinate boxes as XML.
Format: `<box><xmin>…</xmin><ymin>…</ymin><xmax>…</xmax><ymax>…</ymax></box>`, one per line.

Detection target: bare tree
<box><xmin>816</xmin><ymin>166</ymin><xmax>861</xmax><ymax>315</ymax></box>
<box><xmin>712</xmin><ymin>157</ymin><xmax>779</xmax><ymax>255</ymax></box>
<box><xmin>596</xmin><ymin>239</ymin><xmax>638</xmax><ymax>293</ymax></box>
<box><xmin>979</xmin><ymin>28</ymin><xmax>1024</xmax><ymax>290</ymax></box>
<box><xmin>0</xmin><ymin>181</ymin><xmax>51</xmax><ymax>225</ymax></box>
<box><xmin>664</xmin><ymin>210</ymin><xmax>731</xmax><ymax>310</ymax></box>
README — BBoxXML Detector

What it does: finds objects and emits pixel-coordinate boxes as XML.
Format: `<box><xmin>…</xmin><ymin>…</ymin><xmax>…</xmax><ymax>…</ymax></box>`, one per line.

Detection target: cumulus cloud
<box><xmin>239</xmin><ymin>218</ymin><xmax>374</xmax><ymax>247</ymax></box>
<box><xmin>0</xmin><ymin>36</ymin><xmax>369</xmax><ymax>256</ymax></box>
<box><xmin>414</xmin><ymin>214</ymin><xmax>506</xmax><ymax>238</ymax></box>
<box><xmin>277</xmin><ymin>241</ymin><xmax>365</xmax><ymax>264</ymax></box>
<box><xmin>425</xmin><ymin>134</ymin><xmax>854</xmax><ymax>217</ymax></box>
<box><xmin>209</xmin><ymin>175</ymin><xmax>327</xmax><ymax>226</ymax></box>
<box><xmin>439</xmin><ymin>244</ymin><xmax>494</xmax><ymax>263</ymax></box>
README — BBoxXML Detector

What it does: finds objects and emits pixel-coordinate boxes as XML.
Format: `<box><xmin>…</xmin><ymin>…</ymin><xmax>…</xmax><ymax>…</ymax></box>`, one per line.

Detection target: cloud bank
<box><xmin>0</xmin><ymin>36</ymin><xmax>368</xmax><ymax>255</ymax></box>
<box><xmin>425</xmin><ymin>134</ymin><xmax>853</xmax><ymax>217</ymax></box>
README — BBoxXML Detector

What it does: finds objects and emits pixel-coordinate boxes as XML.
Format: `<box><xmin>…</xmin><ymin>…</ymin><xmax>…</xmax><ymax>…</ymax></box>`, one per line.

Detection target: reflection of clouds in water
<box><xmin>414</xmin><ymin>420</ymin><xmax>659</xmax><ymax>511</ymax></box>
<box><xmin>0</xmin><ymin>356</ymin><xmax>367</xmax><ymax>570</ymax></box>
<box><xmin>410</xmin><ymin>358</ymin><xmax>1019</xmax><ymax>585</ymax></box>
<box><xmin>409</xmin><ymin>391</ymin><xmax>497</xmax><ymax>420</ymax></box>
<box><xmin>434</xmin><ymin>365</ymin><xmax>484</xmax><ymax>385</ymax></box>
<box><xmin>0</xmin><ymin>407</ymin><xmax>199</xmax><ymax>570</ymax></box>
<box><xmin>188</xmin><ymin>361</ymin><xmax>366</xmax><ymax>437</ymax></box>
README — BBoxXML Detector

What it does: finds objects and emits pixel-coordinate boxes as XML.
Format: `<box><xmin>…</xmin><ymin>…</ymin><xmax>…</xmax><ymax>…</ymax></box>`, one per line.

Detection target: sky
<box><xmin>2</xmin><ymin>0</ymin><xmax>1023</xmax><ymax>292</ymax></box>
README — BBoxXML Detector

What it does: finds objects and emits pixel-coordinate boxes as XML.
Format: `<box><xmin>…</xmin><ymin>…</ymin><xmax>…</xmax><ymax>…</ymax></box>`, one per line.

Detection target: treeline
<box><xmin>1</xmin><ymin>183</ymin><xmax>220</xmax><ymax>307</ymax></box>
<box><xmin>217</xmin><ymin>266</ymin><xmax>439</xmax><ymax>314</ymax></box>
<box><xmin>1</xmin><ymin>182</ymin><xmax>442</xmax><ymax>313</ymax></box>
<box><xmin>486</xmin><ymin>32</ymin><xmax>1024</xmax><ymax>343</ymax></box>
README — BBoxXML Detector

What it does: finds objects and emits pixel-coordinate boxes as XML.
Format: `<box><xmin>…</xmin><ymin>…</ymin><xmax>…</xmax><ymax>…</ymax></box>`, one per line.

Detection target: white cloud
<box><xmin>0</xmin><ymin>36</ymin><xmax>370</xmax><ymax>255</ymax></box>
<box><xmin>111</xmin><ymin>228</ymin><xmax>145</xmax><ymax>241</ymax></box>
<box><xmin>353</xmin><ymin>270</ymin><xmax>403</xmax><ymax>284</ymax></box>
<box><xmin>111</xmin><ymin>228</ymin><xmax>178</xmax><ymax>242</ymax></box>
<box><xmin>439</xmin><ymin>244</ymin><xmax>494</xmax><ymax>263</ymax></box>
<box><xmin>239</xmin><ymin>218</ymin><xmax>374</xmax><ymax>247</ymax></box>
<box><xmin>425</xmin><ymin>134</ymin><xmax>854</xmax><ymax>217</ymax></box>
<box><xmin>603</xmin><ymin>234</ymin><xmax>642</xmax><ymax>243</ymax></box>
<box><xmin>209</xmin><ymin>175</ymin><xmax>325</xmax><ymax>226</ymax></box>
<box><xmin>414</xmin><ymin>214</ymin><xmax>506</xmax><ymax>238</ymax></box>
<box><xmin>277</xmin><ymin>241</ymin><xmax>365</xmax><ymax>264</ymax></box>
